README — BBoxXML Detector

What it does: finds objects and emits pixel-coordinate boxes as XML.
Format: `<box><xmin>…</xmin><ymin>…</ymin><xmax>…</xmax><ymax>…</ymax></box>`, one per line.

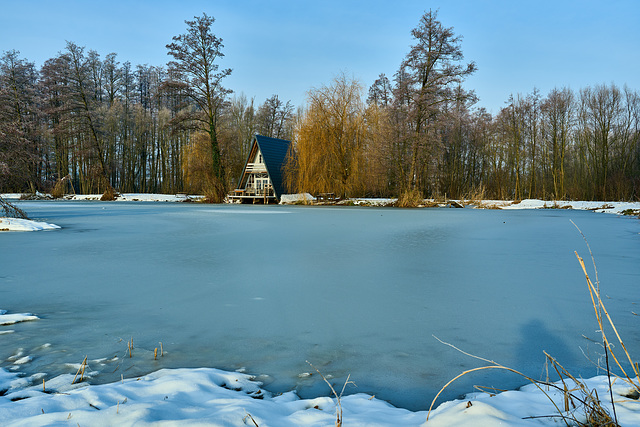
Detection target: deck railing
<box><xmin>234</xmin><ymin>187</ymin><xmax>274</xmax><ymax>197</ymax></box>
<box><xmin>244</xmin><ymin>162</ymin><xmax>267</xmax><ymax>173</ymax></box>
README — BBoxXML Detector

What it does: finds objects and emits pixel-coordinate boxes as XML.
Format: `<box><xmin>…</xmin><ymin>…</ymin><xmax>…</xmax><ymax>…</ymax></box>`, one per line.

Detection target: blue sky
<box><xmin>1</xmin><ymin>0</ymin><xmax>638</xmax><ymax>114</ymax></box>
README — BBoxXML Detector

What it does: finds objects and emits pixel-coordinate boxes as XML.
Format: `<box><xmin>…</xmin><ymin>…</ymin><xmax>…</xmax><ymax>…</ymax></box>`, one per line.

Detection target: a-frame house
<box><xmin>230</xmin><ymin>135</ymin><xmax>291</xmax><ymax>204</ymax></box>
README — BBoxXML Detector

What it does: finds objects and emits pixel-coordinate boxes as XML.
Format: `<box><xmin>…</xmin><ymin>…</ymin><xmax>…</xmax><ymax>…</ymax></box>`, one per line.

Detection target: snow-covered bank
<box><xmin>3</xmin><ymin>192</ymin><xmax>640</xmax><ymax>215</ymax></box>
<box><xmin>480</xmin><ymin>198</ymin><xmax>640</xmax><ymax>216</ymax></box>
<box><xmin>0</xmin><ymin>217</ymin><xmax>60</xmax><ymax>232</ymax></box>
<box><xmin>1</xmin><ymin>193</ymin><xmax>202</xmax><ymax>202</ymax></box>
<box><xmin>1</xmin><ymin>365</ymin><xmax>640</xmax><ymax>426</ymax></box>
<box><xmin>67</xmin><ymin>193</ymin><xmax>204</xmax><ymax>202</ymax></box>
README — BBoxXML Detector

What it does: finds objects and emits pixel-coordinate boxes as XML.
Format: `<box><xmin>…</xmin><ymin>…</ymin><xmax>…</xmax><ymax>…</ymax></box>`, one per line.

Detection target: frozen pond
<box><xmin>2</xmin><ymin>201</ymin><xmax>640</xmax><ymax>410</ymax></box>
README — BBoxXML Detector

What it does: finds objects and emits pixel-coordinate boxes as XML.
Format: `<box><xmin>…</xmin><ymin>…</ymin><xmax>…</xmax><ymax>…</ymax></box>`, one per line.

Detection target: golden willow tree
<box><xmin>289</xmin><ymin>74</ymin><xmax>369</xmax><ymax>198</ymax></box>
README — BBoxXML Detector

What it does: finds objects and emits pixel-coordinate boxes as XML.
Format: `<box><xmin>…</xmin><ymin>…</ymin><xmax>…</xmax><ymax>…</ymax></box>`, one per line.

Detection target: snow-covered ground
<box><xmin>0</xmin><ymin>217</ymin><xmax>60</xmax><ymax>232</ymax></box>
<box><xmin>478</xmin><ymin>198</ymin><xmax>640</xmax><ymax>216</ymax></box>
<box><xmin>1</xmin><ymin>350</ymin><xmax>640</xmax><ymax>426</ymax></box>
<box><xmin>1</xmin><ymin>192</ymin><xmax>202</xmax><ymax>203</ymax></box>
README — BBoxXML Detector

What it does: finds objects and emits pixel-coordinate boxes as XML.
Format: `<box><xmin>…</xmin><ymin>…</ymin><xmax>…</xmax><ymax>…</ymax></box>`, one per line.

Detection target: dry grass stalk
<box><xmin>306</xmin><ymin>361</ymin><xmax>355</xmax><ymax>427</ymax></box>
<box><xmin>425</xmin><ymin>338</ymin><xmax>618</xmax><ymax>426</ymax></box>
<box><xmin>160</xmin><ymin>342</ymin><xmax>163</xmax><ymax>357</ymax></box>
<box><xmin>427</xmin><ymin>229</ymin><xmax>633</xmax><ymax>426</ymax></box>
<box><xmin>154</xmin><ymin>348</ymin><xmax>158</xmax><ymax>360</ymax></box>
<box><xmin>72</xmin><ymin>356</ymin><xmax>88</xmax><ymax>384</ymax></box>
<box><xmin>425</xmin><ymin>338</ymin><xmax>567</xmax><ymax>424</ymax></box>
<box><xmin>575</xmin><ymin>252</ymin><xmax>640</xmax><ymax>388</ymax></box>
<box><xmin>544</xmin><ymin>351</ymin><xmax>617</xmax><ymax>426</ymax></box>
<box><xmin>243</xmin><ymin>412</ymin><xmax>260</xmax><ymax>426</ymax></box>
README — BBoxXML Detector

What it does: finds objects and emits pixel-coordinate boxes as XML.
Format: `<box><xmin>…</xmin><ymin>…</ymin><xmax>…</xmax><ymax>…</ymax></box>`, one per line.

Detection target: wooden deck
<box><xmin>228</xmin><ymin>188</ymin><xmax>278</xmax><ymax>204</ymax></box>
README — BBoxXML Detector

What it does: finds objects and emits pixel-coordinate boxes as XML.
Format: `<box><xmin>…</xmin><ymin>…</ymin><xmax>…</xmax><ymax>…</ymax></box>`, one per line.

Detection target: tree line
<box><xmin>1</xmin><ymin>11</ymin><xmax>638</xmax><ymax>202</ymax></box>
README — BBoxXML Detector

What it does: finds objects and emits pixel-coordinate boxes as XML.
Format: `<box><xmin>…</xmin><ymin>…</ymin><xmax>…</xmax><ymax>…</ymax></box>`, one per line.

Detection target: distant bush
<box><xmin>396</xmin><ymin>188</ymin><xmax>423</xmax><ymax>208</ymax></box>
<box><xmin>100</xmin><ymin>186</ymin><xmax>118</xmax><ymax>201</ymax></box>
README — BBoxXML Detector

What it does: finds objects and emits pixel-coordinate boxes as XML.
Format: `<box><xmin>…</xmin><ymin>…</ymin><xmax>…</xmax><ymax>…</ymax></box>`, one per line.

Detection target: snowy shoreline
<box><xmin>1</xmin><ymin>193</ymin><xmax>639</xmax><ymax>234</ymax></box>
<box><xmin>2</xmin><ymin>352</ymin><xmax>640</xmax><ymax>426</ymax></box>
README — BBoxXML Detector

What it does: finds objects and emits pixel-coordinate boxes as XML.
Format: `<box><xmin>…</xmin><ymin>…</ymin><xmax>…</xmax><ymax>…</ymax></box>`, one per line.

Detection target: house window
<box><xmin>258</xmin><ymin>153</ymin><xmax>263</xmax><ymax>163</ymax></box>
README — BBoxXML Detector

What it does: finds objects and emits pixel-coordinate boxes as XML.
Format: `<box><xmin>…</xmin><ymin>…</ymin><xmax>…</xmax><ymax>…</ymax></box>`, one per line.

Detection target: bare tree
<box><xmin>166</xmin><ymin>13</ymin><xmax>232</xmax><ymax>202</ymax></box>
<box><xmin>256</xmin><ymin>94</ymin><xmax>294</xmax><ymax>140</ymax></box>
<box><xmin>541</xmin><ymin>87</ymin><xmax>575</xmax><ymax>199</ymax></box>
<box><xmin>400</xmin><ymin>9</ymin><xmax>476</xmax><ymax>194</ymax></box>
<box><xmin>367</xmin><ymin>73</ymin><xmax>393</xmax><ymax>108</ymax></box>
<box><xmin>0</xmin><ymin>50</ymin><xmax>41</xmax><ymax>192</ymax></box>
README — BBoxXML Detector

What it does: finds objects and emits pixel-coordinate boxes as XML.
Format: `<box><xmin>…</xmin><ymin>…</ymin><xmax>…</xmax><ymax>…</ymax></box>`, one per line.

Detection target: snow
<box><xmin>280</xmin><ymin>193</ymin><xmax>315</xmax><ymax>203</ymax></box>
<box><xmin>0</xmin><ymin>217</ymin><xmax>60</xmax><ymax>232</ymax></box>
<box><xmin>483</xmin><ymin>198</ymin><xmax>640</xmax><ymax>215</ymax></box>
<box><xmin>63</xmin><ymin>193</ymin><xmax>204</xmax><ymax>202</ymax></box>
<box><xmin>1</xmin><ymin>364</ymin><xmax>640</xmax><ymax>426</ymax></box>
<box><xmin>0</xmin><ymin>310</ymin><xmax>39</xmax><ymax>326</ymax></box>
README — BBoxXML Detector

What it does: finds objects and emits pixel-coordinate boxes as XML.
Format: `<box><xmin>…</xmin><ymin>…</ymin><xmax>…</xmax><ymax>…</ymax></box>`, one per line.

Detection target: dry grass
<box><xmin>396</xmin><ymin>188</ymin><xmax>424</xmax><ymax>208</ymax></box>
<box><xmin>71</xmin><ymin>356</ymin><xmax>88</xmax><ymax>384</ymax></box>
<box><xmin>426</xmin><ymin>225</ymin><xmax>634</xmax><ymax>426</ymax></box>
<box><xmin>461</xmin><ymin>185</ymin><xmax>486</xmax><ymax>206</ymax></box>
<box><xmin>307</xmin><ymin>361</ymin><xmax>355</xmax><ymax>427</ymax></box>
<box><xmin>51</xmin><ymin>175</ymin><xmax>75</xmax><ymax>199</ymax></box>
<box><xmin>100</xmin><ymin>185</ymin><xmax>118</xmax><ymax>201</ymax></box>
<box><xmin>50</xmin><ymin>180</ymin><xmax>66</xmax><ymax>199</ymax></box>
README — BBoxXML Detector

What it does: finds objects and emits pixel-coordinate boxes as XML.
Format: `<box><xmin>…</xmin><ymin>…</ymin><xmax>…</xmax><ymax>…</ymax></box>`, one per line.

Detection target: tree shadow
<box><xmin>516</xmin><ymin>318</ymin><xmax>581</xmax><ymax>382</ymax></box>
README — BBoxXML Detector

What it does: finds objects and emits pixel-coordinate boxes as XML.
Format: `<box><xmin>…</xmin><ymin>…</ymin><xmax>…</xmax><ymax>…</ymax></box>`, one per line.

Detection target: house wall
<box><xmin>245</xmin><ymin>148</ymin><xmax>271</xmax><ymax>190</ymax></box>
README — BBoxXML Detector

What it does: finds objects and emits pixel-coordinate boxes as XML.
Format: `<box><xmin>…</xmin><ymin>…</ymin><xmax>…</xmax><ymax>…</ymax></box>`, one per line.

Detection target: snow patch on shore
<box><xmin>0</xmin><ymin>217</ymin><xmax>60</xmax><ymax>232</ymax></box>
<box><xmin>0</xmin><ymin>310</ymin><xmax>39</xmax><ymax>326</ymax></box>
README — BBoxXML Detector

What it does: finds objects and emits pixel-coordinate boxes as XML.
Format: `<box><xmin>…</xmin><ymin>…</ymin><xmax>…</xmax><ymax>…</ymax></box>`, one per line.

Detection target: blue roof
<box><xmin>238</xmin><ymin>135</ymin><xmax>291</xmax><ymax>200</ymax></box>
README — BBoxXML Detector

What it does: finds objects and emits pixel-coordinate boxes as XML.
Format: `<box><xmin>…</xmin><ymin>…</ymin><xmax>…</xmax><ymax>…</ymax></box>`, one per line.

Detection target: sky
<box><xmin>1</xmin><ymin>0</ymin><xmax>639</xmax><ymax>114</ymax></box>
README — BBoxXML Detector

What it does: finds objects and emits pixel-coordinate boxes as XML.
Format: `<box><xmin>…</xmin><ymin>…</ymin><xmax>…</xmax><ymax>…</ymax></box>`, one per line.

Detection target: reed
<box><xmin>72</xmin><ymin>356</ymin><xmax>88</xmax><ymax>385</ymax></box>
<box><xmin>426</xmin><ymin>226</ymin><xmax>633</xmax><ymax>426</ymax></box>
<box><xmin>306</xmin><ymin>361</ymin><xmax>355</xmax><ymax>427</ymax></box>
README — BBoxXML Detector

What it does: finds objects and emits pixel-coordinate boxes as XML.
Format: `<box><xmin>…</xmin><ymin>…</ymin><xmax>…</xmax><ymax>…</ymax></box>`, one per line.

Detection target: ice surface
<box><xmin>1</xmin><ymin>201</ymin><xmax>639</xmax><ymax>413</ymax></box>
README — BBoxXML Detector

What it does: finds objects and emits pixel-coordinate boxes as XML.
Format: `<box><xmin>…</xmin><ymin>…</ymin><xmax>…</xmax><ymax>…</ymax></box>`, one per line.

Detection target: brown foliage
<box><xmin>291</xmin><ymin>74</ymin><xmax>369</xmax><ymax>198</ymax></box>
<box><xmin>396</xmin><ymin>188</ymin><xmax>424</xmax><ymax>208</ymax></box>
<box><xmin>100</xmin><ymin>185</ymin><xmax>118</xmax><ymax>201</ymax></box>
<box><xmin>183</xmin><ymin>132</ymin><xmax>226</xmax><ymax>202</ymax></box>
